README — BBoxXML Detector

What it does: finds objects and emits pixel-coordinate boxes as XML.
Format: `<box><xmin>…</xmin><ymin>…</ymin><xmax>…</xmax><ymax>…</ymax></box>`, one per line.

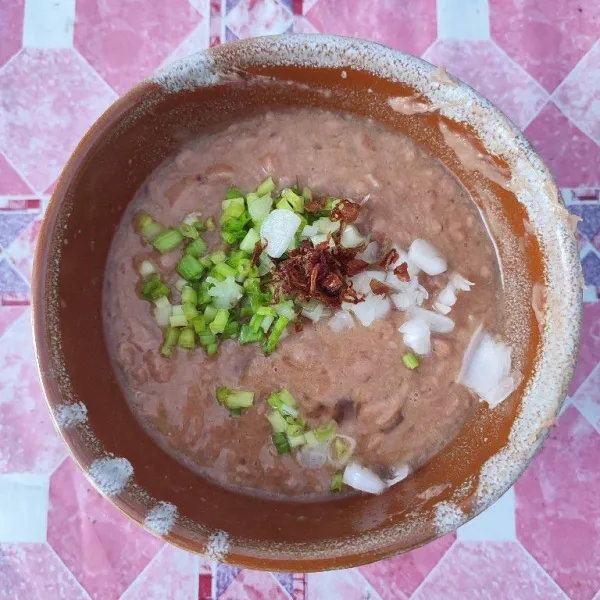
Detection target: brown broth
<box><xmin>103</xmin><ymin>109</ymin><xmax>501</xmax><ymax>500</ymax></box>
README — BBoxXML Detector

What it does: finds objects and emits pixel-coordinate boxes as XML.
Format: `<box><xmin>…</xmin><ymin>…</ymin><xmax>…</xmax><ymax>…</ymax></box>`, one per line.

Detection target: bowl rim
<box><xmin>32</xmin><ymin>33</ymin><xmax>583</xmax><ymax>570</ymax></box>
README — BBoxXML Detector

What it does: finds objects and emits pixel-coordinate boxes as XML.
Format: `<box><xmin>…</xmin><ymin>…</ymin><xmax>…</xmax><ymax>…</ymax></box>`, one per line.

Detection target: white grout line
<box><xmin>71</xmin><ymin>48</ymin><xmax>120</xmax><ymax>100</ymax></box>
<box><xmin>353</xmin><ymin>568</ymin><xmax>388</xmax><ymax>600</ymax></box>
<box><xmin>120</xmin><ymin>545</ymin><xmax>168</xmax><ymax>599</ymax></box>
<box><xmin>0</xmin><ymin>47</ymin><xmax>24</xmax><ymax>79</ymax></box>
<box><xmin>269</xmin><ymin>572</ymin><xmax>294</xmax><ymax>600</ymax></box>
<box><xmin>221</xmin><ymin>0</ymin><xmax>227</xmax><ymax>43</ymax></box>
<box><xmin>44</xmin><ymin>542</ymin><xmax>93</xmax><ymax>600</ymax></box>
<box><xmin>0</xmin><ymin>148</ymin><xmax>39</xmax><ymax>197</ymax></box>
<box><xmin>409</xmin><ymin>538</ymin><xmax>457</xmax><ymax>598</ymax></box>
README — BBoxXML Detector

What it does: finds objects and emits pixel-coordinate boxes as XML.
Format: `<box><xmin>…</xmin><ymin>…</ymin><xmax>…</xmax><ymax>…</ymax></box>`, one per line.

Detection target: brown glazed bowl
<box><xmin>33</xmin><ymin>35</ymin><xmax>582</xmax><ymax>571</ymax></box>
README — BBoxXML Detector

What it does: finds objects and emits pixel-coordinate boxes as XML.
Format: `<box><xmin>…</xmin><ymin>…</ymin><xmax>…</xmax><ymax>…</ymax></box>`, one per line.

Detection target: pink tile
<box><xmin>121</xmin><ymin>545</ymin><xmax>198</xmax><ymax>600</ymax></box>
<box><xmin>210</xmin><ymin>0</ymin><xmax>222</xmax><ymax>47</ymax></box>
<box><xmin>220</xmin><ymin>570</ymin><xmax>289</xmax><ymax>600</ymax></box>
<box><xmin>573</xmin><ymin>363</ymin><xmax>600</xmax><ymax>433</ymax></box>
<box><xmin>0</xmin><ymin>543</ymin><xmax>88</xmax><ymax>600</ymax></box>
<box><xmin>162</xmin><ymin>24</ymin><xmax>210</xmax><ymax>68</ymax></box>
<box><xmin>412</xmin><ymin>541</ymin><xmax>564</xmax><ymax>599</ymax></box>
<box><xmin>307</xmin><ymin>569</ymin><xmax>378</xmax><ymax>600</ymax></box>
<box><xmin>490</xmin><ymin>0</ymin><xmax>600</xmax><ymax>92</ymax></box>
<box><xmin>226</xmin><ymin>0</ymin><xmax>293</xmax><ymax>39</ymax></box>
<box><xmin>516</xmin><ymin>407</ymin><xmax>600</xmax><ymax>599</ymax></box>
<box><xmin>423</xmin><ymin>40</ymin><xmax>548</xmax><ymax>129</ymax></box>
<box><xmin>0</xmin><ymin>304</ymin><xmax>27</xmax><ymax>339</ymax></box>
<box><xmin>291</xmin><ymin>16</ymin><xmax>319</xmax><ymax>34</ymax></box>
<box><xmin>0</xmin><ymin>49</ymin><xmax>117</xmax><ymax>193</ymax></box>
<box><xmin>48</xmin><ymin>458</ymin><xmax>164</xmax><ymax>600</ymax></box>
<box><xmin>524</xmin><ymin>102</ymin><xmax>600</xmax><ymax>188</ymax></box>
<box><xmin>554</xmin><ymin>42</ymin><xmax>600</xmax><ymax>145</ymax></box>
<box><xmin>306</xmin><ymin>0</ymin><xmax>437</xmax><ymax>57</ymax></box>
<box><xmin>0</xmin><ymin>153</ymin><xmax>31</xmax><ymax>195</ymax></box>
<box><xmin>75</xmin><ymin>0</ymin><xmax>201</xmax><ymax>94</ymax></box>
<box><xmin>0</xmin><ymin>0</ymin><xmax>24</xmax><ymax>67</ymax></box>
<box><xmin>359</xmin><ymin>534</ymin><xmax>455</xmax><ymax>599</ymax></box>
<box><xmin>0</xmin><ymin>309</ymin><xmax>66</xmax><ymax>473</ymax></box>
<box><xmin>5</xmin><ymin>218</ymin><xmax>42</xmax><ymax>282</ymax></box>
<box><xmin>568</xmin><ymin>302</ymin><xmax>600</xmax><ymax>395</ymax></box>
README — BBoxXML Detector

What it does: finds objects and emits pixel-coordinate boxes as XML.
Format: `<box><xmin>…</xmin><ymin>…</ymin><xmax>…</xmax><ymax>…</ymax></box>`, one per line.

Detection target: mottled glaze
<box><xmin>33</xmin><ymin>35</ymin><xmax>582</xmax><ymax>571</ymax></box>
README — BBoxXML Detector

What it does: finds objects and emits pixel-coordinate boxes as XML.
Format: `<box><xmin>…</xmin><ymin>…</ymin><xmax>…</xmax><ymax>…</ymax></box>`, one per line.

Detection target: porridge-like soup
<box><xmin>103</xmin><ymin>108</ymin><xmax>514</xmax><ymax>500</ymax></box>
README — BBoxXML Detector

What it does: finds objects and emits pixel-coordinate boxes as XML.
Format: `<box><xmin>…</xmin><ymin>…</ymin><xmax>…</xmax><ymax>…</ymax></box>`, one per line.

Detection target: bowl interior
<box><xmin>33</xmin><ymin>36</ymin><xmax>581</xmax><ymax>571</ymax></box>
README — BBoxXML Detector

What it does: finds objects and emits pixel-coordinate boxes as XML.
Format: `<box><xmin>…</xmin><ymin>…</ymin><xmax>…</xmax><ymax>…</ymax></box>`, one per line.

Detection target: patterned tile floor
<box><xmin>0</xmin><ymin>0</ymin><xmax>598</xmax><ymax>598</ymax></box>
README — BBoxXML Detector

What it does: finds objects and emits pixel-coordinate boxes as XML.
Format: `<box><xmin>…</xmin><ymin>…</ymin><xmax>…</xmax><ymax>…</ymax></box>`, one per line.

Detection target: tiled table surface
<box><xmin>0</xmin><ymin>1</ymin><xmax>599</xmax><ymax>598</ymax></box>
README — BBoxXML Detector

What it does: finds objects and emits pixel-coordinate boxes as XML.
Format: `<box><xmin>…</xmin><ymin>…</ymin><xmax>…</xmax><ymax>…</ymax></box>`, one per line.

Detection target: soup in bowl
<box><xmin>33</xmin><ymin>35</ymin><xmax>582</xmax><ymax>571</ymax></box>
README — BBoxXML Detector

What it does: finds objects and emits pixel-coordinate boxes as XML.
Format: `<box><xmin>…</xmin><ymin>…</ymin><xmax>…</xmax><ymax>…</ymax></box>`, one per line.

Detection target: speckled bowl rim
<box><xmin>33</xmin><ymin>34</ymin><xmax>582</xmax><ymax>569</ymax></box>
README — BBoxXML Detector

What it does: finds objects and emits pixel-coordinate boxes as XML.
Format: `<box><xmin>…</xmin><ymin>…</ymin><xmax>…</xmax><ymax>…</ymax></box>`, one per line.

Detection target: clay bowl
<box><xmin>33</xmin><ymin>35</ymin><xmax>582</xmax><ymax>571</ymax></box>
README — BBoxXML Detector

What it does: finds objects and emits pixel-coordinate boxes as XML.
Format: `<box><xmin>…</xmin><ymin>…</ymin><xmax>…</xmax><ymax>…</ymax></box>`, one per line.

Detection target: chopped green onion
<box><xmin>191</xmin><ymin>315</ymin><xmax>206</xmax><ymax>334</ymax></box>
<box><xmin>288</xmin><ymin>434</ymin><xmax>306</xmax><ymax>448</ymax></box>
<box><xmin>138</xmin><ymin>260</ymin><xmax>156</xmax><ymax>279</ymax></box>
<box><xmin>169</xmin><ymin>314</ymin><xmax>188</xmax><ymax>328</ymax></box>
<box><xmin>216</xmin><ymin>386</ymin><xmax>255</xmax><ymax>410</ymax></box>
<box><xmin>179</xmin><ymin>222</ymin><xmax>199</xmax><ymax>239</ymax></box>
<box><xmin>256</xmin><ymin>306</ymin><xmax>277</xmax><ymax>317</ymax></box>
<box><xmin>286</xmin><ymin>422</ymin><xmax>304</xmax><ymax>438</ymax></box>
<box><xmin>198</xmin><ymin>331</ymin><xmax>217</xmax><ymax>347</ymax></box>
<box><xmin>176</xmin><ymin>254</ymin><xmax>205</xmax><ymax>281</ymax></box>
<box><xmin>267</xmin><ymin>411</ymin><xmax>288</xmax><ymax>433</ymax></box>
<box><xmin>239</xmin><ymin>324</ymin><xmax>264</xmax><ymax>344</ymax></box>
<box><xmin>261</xmin><ymin>315</ymin><xmax>275</xmax><ymax>333</ymax></box>
<box><xmin>329</xmin><ymin>434</ymin><xmax>355</xmax><ymax>465</ymax></box>
<box><xmin>206</xmin><ymin>342</ymin><xmax>218</xmax><ymax>355</ymax></box>
<box><xmin>276</xmin><ymin>197</ymin><xmax>294</xmax><ymax>212</ymax></box>
<box><xmin>279</xmin><ymin>404</ymin><xmax>298</xmax><ymax>417</ymax></box>
<box><xmin>264</xmin><ymin>316</ymin><xmax>289</xmax><ymax>355</ymax></box>
<box><xmin>302</xmin><ymin>186</ymin><xmax>312</xmax><ymax>201</ymax></box>
<box><xmin>274</xmin><ymin>301</ymin><xmax>296</xmax><ymax>321</ymax></box>
<box><xmin>330</xmin><ymin>472</ymin><xmax>344</xmax><ymax>492</ymax></box>
<box><xmin>205</xmin><ymin>216</ymin><xmax>216</xmax><ymax>231</ymax></box>
<box><xmin>181</xmin><ymin>286</ymin><xmax>198</xmax><ymax>305</ymax></box>
<box><xmin>203</xmin><ymin>305</ymin><xmax>218</xmax><ymax>323</ymax></box>
<box><xmin>182</xmin><ymin>211</ymin><xmax>203</xmax><ymax>226</ymax></box>
<box><xmin>197</xmin><ymin>282</ymin><xmax>212</xmax><ymax>305</ymax></box>
<box><xmin>153</xmin><ymin>228</ymin><xmax>184</xmax><ymax>254</ymax></box>
<box><xmin>240</xmin><ymin>304</ymin><xmax>254</xmax><ymax>318</ymax></box>
<box><xmin>281</xmin><ymin>188</ymin><xmax>304</xmax><ymax>213</ymax></box>
<box><xmin>142</xmin><ymin>277</ymin><xmax>170</xmax><ymax>300</ymax></box>
<box><xmin>267</xmin><ymin>393</ymin><xmax>283</xmax><ymax>410</ymax></box>
<box><xmin>304</xmin><ymin>431</ymin><xmax>318</xmax><ymax>447</ymax></box>
<box><xmin>402</xmin><ymin>351</ymin><xmax>419</xmax><ymax>370</ymax></box>
<box><xmin>209</xmin><ymin>250</ymin><xmax>227</xmax><ymax>265</ymax></box>
<box><xmin>249</xmin><ymin>313</ymin><xmax>264</xmax><ymax>333</ymax></box>
<box><xmin>226</xmin><ymin>186</ymin><xmax>244</xmax><ymax>200</ymax></box>
<box><xmin>239</xmin><ymin>228</ymin><xmax>260</xmax><ymax>254</ymax></box>
<box><xmin>222</xmin><ymin>319</ymin><xmax>239</xmax><ymax>340</ymax></box>
<box><xmin>256</xmin><ymin>176</ymin><xmax>276</xmax><ymax>197</ymax></box>
<box><xmin>272</xmin><ymin>432</ymin><xmax>290</xmax><ymax>455</ymax></box>
<box><xmin>314</xmin><ymin>421</ymin><xmax>336</xmax><ymax>443</ymax></box>
<box><xmin>177</xmin><ymin>326</ymin><xmax>195</xmax><ymax>349</ymax></box>
<box><xmin>213</xmin><ymin>262</ymin><xmax>237</xmax><ymax>279</ymax></box>
<box><xmin>209</xmin><ymin>309</ymin><xmax>230</xmax><ymax>334</ymax></box>
<box><xmin>185</xmin><ymin>236</ymin><xmax>208</xmax><ymax>258</ymax></box>
<box><xmin>221</xmin><ymin>197</ymin><xmax>245</xmax><ymax>219</ymax></box>
<box><xmin>160</xmin><ymin>326</ymin><xmax>179</xmax><ymax>357</ymax></box>
<box><xmin>227</xmin><ymin>249</ymin><xmax>250</xmax><ymax>268</ymax></box>
<box><xmin>248</xmin><ymin>194</ymin><xmax>273</xmax><ymax>223</ymax></box>
<box><xmin>174</xmin><ymin>277</ymin><xmax>188</xmax><ymax>292</ymax></box>
<box><xmin>138</xmin><ymin>214</ymin><xmax>164</xmax><ymax>242</ymax></box>
<box><xmin>182</xmin><ymin>302</ymin><xmax>199</xmax><ymax>321</ymax></box>
<box><xmin>279</xmin><ymin>388</ymin><xmax>297</xmax><ymax>407</ymax></box>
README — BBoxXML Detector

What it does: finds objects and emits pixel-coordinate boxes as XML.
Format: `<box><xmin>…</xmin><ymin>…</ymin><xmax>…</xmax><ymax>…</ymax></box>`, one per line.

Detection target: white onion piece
<box><xmin>343</xmin><ymin>462</ymin><xmax>386</xmax><ymax>495</ymax></box>
<box><xmin>410</xmin><ymin>307</ymin><xmax>455</xmax><ymax>333</ymax></box>
<box><xmin>310</xmin><ymin>233</ymin><xmax>335</xmax><ymax>248</ymax></box>
<box><xmin>138</xmin><ymin>260</ymin><xmax>156</xmax><ymax>278</ymax></box>
<box><xmin>358</xmin><ymin>240</ymin><xmax>379</xmax><ymax>263</ymax></box>
<box><xmin>154</xmin><ymin>305</ymin><xmax>172</xmax><ymax>328</ymax></box>
<box><xmin>399</xmin><ymin>318</ymin><xmax>431</xmax><ymax>355</ymax></box>
<box><xmin>260</xmin><ymin>209</ymin><xmax>301</xmax><ymax>258</ymax></box>
<box><xmin>351</xmin><ymin>271</ymin><xmax>385</xmax><ymax>295</ymax></box>
<box><xmin>457</xmin><ymin>327</ymin><xmax>519</xmax><ymax>408</ymax></box>
<box><xmin>313</xmin><ymin>217</ymin><xmax>340</xmax><ymax>235</ymax></box>
<box><xmin>182</xmin><ymin>211</ymin><xmax>202</xmax><ymax>225</ymax></box>
<box><xmin>174</xmin><ymin>277</ymin><xmax>188</xmax><ymax>292</ymax></box>
<box><xmin>438</xmin><ymin>284</ymin><xmax>457</xmax><ymax>307</ymax></box>
<box><xmin>388</xmin><ymin>277</ymin><xmax>429</xmax><ymax>310</ymax></box>
<box><xmin>328</xmin><ymin>434</ymin><xmax>357</xmax><ymax>468</ymax></box>
<box><xmin>301</xmin><ymin>301</ymin><xmax>328</xmax><ymax>322</ymax></box>
<box><xmin>344</xmin><ymin>294</ymin><xmax>391</xmax><ymax>327</ymax></box>
<box><xmin>386</xmin><ymin>464</ymin><xmax>410</xmax><ymax>487</ymax></box>
<box><xmin>328</xmin><ymin>310</ymin><xmax>355</xmax><ymax>332</ymax></box>
<box><xmin>408</xmin><ymin>239</ymin><xmax>447</xmax><ymax>276</ymax></box>
<box><xmin>171</xmin><ymin>304</ymin><xmax>184</xmax><ymax>316</ymax></box>
<box><xmin>451</xmin><ymin>272</ymin><xmax>475</xmax><ymax>291</ymax></box>
<box><xmin>300</xmin><ymin>224</ymin><xmax>318</xmax><ymax>238</ymax></box>
<box><xmin>340</xmin><ymin>224</ymin><xmax>366</xmax><ymax>248</ymax></box>
<box><xmin>433</xmin><ymin>301</ymin><xmax>452</xmax><ymax>315</ymax></box>
<box><xmin>296</xmin><ymin>444</ymin><xmax>328</xmax><ymax>469</ymax></box>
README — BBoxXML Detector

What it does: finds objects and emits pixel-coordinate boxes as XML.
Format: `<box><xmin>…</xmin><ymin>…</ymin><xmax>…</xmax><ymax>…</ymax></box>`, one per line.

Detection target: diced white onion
<box><xmin>438</xmin><ymin>284</ymin><xmax>457</xmax><ymax>307</ymax></box>
<box><xmin>258</xmin><ymin>252</ymin><xmax>274</xmax><ymax>276</ymax></box>
<box><xmin>388</xmin><ymin>279</ymin><xmax>429</xmax><ymax>310</ymax></box>
<box><xmin>171</xmin><ymin>304</ymin><xmax>184</xmax><ymax>316</ymax></box>
<box><xmin>340</xmin><ymin>224</ymin><xmax>366</xmax><ymax>249</ymax></box>
<box><xmin>300</xmin><ymin>224</ymin><xmax>318</xmax><ymax>238</ymax></box>
<box><xmin>358</xmin><ymin>241</ymin><xmax>379</xmax><ymax>263</ymax></box>
<box><xmin>408</xmin><ymin>239</ymin><xmax>447</xmax><ymax>276</ymax></box>
<box><xmin>433</xmin><ymin>301</ymin><xmax>452</xmax><ymax>315</ymax></box>
<box><xmin>399</xmin><ymin>318</ymin><xmax>431</xmax><ymax>355</ymax></box>
<box><xmin>457</xmin><ymin>327</ymin><xmax>520</xmax><ymax>408</ymax></box>
<box><xmin>350</xmin><ymin>271</ymin><xmax>385</xmax><ymax>295</ymax></box>
<box><xmin>310</xmin><ymin>233</ymin><xmax>334</xmax><ymax>248</ymax></box>
<box><xmin>344</xmin><ymin>294</ymin><xmax>391</xmax><ymax>327</ymax></box>
<box><xmin>296</xmin><ymin>444</ymin><xmax>328</xmax><ymax>469</ymax></box>
<box><xmin>206</xmin><ymin>275</ymin><xmax>244</xmax><ymax>309</ymax></box>
<box><xmin>313</xmin><ymin>217</ymin><xmax>340</xmax><ymax>235</ymax></box>
<box><xmin>328</xmin><ymin>310</ymin><xmax>355</xmax><ymax>332</ymax></box>
<box><xmin>410</xmin><ymin>307</ymin><xmax>455</xmax><ymax>333</ymax></box>
<box><xmin>182</xmin><ymin>211</ymin><xmax>202</xmax><ymax>225</ymax></box>
<box><xmin>154</xmin><ymin>296</ymin><xmax>171</xmax><ymax>309</ymax></box>
<box><xmin>451</xmin><ymin>272</ymin><xmax>475</xmax><ymax>291</ymax></box>
<box><xmin>386</xmin><ymin>464</ymin><xmax>410</xmax><ymax>487</ymax></box>
<box><xmin>343</xmin><ymin>462</ymin><xmax>386</xmax><ymax>495</ymax></box>
<box><xmin>174</xmin><ymin>278</ymin><xmax>188</xmax><ymax>292</ymax></box>
<box><xmin>138</xmin><ymin>260</ymin><xmax>156</xmax><ymax>278</ymax></box>
<box><xmin>260</xmin><ymin>209</ymin><xmax>301</xmax><ymax>258</ymax></box>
